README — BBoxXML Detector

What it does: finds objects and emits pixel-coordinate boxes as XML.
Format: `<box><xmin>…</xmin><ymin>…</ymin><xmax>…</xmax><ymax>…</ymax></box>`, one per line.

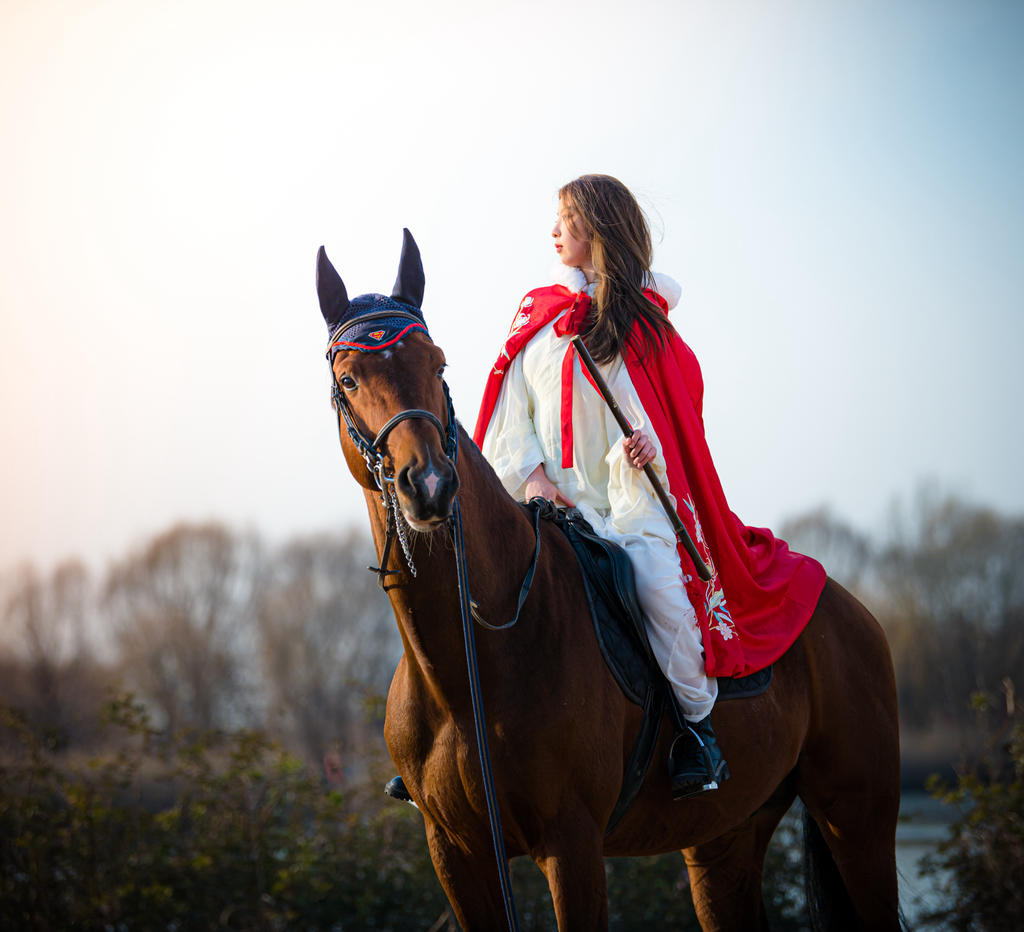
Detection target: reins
<box><xmin>327</xmin><ymin>321</ymin><xmax>522</xmax><ymax>931</ymax></box>
<box><xmin>448</xmin><ymin>437</ymin><xmax>520</xmax><ymax>932</ymax></box>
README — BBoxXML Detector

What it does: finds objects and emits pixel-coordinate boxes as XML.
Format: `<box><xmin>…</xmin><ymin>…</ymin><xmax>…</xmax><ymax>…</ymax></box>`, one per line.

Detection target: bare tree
<box><xmin>256</xmin><ymin>529</ymin><xmax>398</xmax><ymax>770</ymax></box>
<box><xmin>781</xmin><ymin>489</ymin><xmax>1024</xmax><ymax>774</ymax></box>
<box><xmin>779</xmin><ymin>505</ymin><xmax>875</xmax><ymax>596</ymax></box>
<box><xmin>104</xmin><ymin>523</ymin><xmax>264</xmax><ymax>733</ymax></box>
<box><xmin>877</xmin><ymin>488</ymin><xmax>1024</xmax><ymax>735</ymax></box>
<box><xmin>0</xmin><ymin>560</ymin><xmax>106</xmax><ymax>746</ymax></box>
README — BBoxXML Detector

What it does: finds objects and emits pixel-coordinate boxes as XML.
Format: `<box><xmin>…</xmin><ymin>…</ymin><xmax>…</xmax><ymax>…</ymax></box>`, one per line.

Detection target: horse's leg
<box><xmin>682</xmin><ymin>778</ymin><xmax>797</xmax><ymax>932</ymax></box>
<box><xmin>423</xmin><ymin>821</ymin><xmax>513</xmax><ymax>932</ymax></box>
<box><xmin>534</xmin><ymin>809</ymin><xmax>609</xmax><ymax>931</ymax></box>
<box><xmin>797</xmin><ymin>790</ymin><xmax>902</xmax><ymax>931</ymax></box>
<box><xmin>796</xmin><ymin>580</ymin><xmax>903</xmax><ymax>930</ymax></box>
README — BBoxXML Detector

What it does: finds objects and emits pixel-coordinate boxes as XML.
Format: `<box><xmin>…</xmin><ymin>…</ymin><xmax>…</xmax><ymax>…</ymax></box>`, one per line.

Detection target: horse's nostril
<box><xmin>396</xmin><ymin>466</ymin><xmax>415</xmax><ymax>498</ymax></box>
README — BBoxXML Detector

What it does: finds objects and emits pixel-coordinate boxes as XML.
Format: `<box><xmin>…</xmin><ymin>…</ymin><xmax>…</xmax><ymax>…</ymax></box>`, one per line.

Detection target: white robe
<box><xmin>481</xmin><ymin>277</ymin><xmax>717</xmax><ymax>721</ymax></box>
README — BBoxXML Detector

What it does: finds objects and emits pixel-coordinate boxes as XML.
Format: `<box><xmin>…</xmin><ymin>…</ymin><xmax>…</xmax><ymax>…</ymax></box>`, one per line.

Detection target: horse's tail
<box><xmin>803</xmin><ymin>808</ymin><xmax>856</xmax><ymax>932</ymax></box>
<box><xmin>802</xmin><ymin>809</ymin><xmax>912</xmax><ymax>931</ymax></box>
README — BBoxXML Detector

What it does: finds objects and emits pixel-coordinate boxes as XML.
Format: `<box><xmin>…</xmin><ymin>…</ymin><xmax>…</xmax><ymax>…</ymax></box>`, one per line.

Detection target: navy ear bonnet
<box><xmin>326</xmin><ymin>295</ymin><xmax>430</xmax><ymax>360</ymax></box>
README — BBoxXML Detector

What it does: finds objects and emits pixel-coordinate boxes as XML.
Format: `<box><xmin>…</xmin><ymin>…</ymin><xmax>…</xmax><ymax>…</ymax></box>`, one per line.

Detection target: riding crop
<box><xmin>570</xmin><ymin>336</ymin><xmax>713</xmax><ymax>582</ymax></box>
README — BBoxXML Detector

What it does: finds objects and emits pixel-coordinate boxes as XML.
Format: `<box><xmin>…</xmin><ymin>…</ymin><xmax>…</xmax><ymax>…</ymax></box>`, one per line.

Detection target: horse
<box><xmin>314</xmin><ymin>231</ymin><xmax>903</xmax><ymax>931</ymax></box>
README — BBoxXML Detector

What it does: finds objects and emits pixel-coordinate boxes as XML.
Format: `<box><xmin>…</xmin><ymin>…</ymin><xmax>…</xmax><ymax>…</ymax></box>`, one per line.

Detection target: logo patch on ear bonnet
<box><xmin>325</xmin><ymin>294</ymin><xmax>431</xmax><ymax>359</ymax></box>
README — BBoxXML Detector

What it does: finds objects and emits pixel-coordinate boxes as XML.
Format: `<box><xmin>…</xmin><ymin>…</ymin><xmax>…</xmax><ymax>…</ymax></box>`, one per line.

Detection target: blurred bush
<box><xmin>918</xmin><ymin>686</ymin><xmax>1024</xmax><ymax>932</ymax></box>
<box><xmin>0</xmin><ymin>692</ymin><xmax>811</xmax><ymax>930</ymax></box>
<box><xmin>0</xmin><ymin>694</ymin><xmax>450</xmax><ymax>931</ymax></box>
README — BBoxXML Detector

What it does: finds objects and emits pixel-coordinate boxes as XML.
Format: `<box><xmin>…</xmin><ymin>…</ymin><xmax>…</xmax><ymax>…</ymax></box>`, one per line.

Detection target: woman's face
<box><xmin>552</xmin><ymin>201</ymin><xmax>592</xmax><ymax>271</ymax></box>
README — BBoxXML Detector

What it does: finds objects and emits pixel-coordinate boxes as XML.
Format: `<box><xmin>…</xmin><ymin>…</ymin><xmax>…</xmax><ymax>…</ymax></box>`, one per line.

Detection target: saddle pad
<box><xmin>533</xmin><ymin>500</ymin><xmax>772</xmax><ymax>706</ymax></box>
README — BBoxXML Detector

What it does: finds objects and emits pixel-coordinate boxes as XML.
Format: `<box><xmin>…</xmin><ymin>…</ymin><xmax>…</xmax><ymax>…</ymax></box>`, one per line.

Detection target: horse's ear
<box><xmin>317</xmin><ymin>246</ymin><xmax>350</xmax><ymax>331</ymax></box>
<box><xmin>391</xmin><ymin>228</ymin><xmax>424</xmax><ymax>309</ymax></box>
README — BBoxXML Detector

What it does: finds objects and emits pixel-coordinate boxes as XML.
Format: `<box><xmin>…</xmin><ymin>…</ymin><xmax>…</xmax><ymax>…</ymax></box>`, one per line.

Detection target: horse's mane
<box><xmin>456</xmin><ymin>423</ymin><xmax>527</xmax><ymax>509</ymax></box>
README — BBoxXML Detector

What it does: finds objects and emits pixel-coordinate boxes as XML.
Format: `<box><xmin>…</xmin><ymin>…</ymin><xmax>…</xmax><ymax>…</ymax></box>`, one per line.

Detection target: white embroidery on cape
<box><xmin>680</xmin><ymin>495</ymin><xmax>737</xmax><ymax>643</ymax></box>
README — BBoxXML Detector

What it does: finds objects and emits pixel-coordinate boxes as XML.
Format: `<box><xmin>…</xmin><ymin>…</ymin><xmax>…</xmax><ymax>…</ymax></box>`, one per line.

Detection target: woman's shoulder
<box><xmin>501</xmin><ymin>280</ymin><xmax>577</xmax><ymax>345</ymax></box>
<box><xmin>647</xmin><ymin>272</ymin><xmax>681</xmax><ymax>311</ymax></box>
<box><xmin>647</xmin><ymin>272</ymin><xmax>679</xmax><ymax>311</ymax></box>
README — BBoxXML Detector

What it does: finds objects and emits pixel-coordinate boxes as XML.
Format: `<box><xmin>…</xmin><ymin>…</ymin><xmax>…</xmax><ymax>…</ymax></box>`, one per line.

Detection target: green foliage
<box><xmin>0</xmin><ymin>694</ymin><xmax>815</xmax><ymax>929</ymax></box>
<box><xmin>0</xmin><ymin>695</ymin><xmax>450</xmax><ymax>931</ymax></box>
<box><xmin>919</xmin><ymin>691</ymin><xmax>1024</xmax><ymax>931</ymax></box>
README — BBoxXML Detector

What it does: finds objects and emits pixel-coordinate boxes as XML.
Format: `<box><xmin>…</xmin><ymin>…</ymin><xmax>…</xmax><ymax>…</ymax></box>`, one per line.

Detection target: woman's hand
<box><xmin>523</xmin><ymin>464</ymin><xmax>575</xmax><ymax>507</ymax></box>
<box><xmin>624</xmin><ymin>430</ymin><xmax>656</xmax><ymax>469</ymax></box>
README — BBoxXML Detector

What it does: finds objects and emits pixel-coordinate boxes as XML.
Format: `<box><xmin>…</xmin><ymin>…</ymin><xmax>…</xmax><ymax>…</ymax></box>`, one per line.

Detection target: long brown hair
<box><xmin>558</xmin><ymin>174</ymin><xmax>675</xmax><ymax>364</ymax></box>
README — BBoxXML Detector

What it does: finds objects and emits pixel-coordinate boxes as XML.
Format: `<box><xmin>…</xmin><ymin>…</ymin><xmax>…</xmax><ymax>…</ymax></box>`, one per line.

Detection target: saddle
<box><xmin>529</xmin><ymin>499</ymin><xmax>771</xmax><ymax>833</ymax></box>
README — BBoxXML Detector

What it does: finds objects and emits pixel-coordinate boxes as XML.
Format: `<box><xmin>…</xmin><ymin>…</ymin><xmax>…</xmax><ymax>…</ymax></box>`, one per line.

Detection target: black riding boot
<box><xmin>668</xmin><ymin>715</ymin><xmax>730</xmax><ymax>800</ymax></box>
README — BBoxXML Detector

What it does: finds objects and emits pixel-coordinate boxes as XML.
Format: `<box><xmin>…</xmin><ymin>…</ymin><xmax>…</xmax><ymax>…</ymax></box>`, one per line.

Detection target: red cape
<box><xmin>474</xmin><ymin>285</ymin><xmax>826</xmax><ymax>678</ymax></box>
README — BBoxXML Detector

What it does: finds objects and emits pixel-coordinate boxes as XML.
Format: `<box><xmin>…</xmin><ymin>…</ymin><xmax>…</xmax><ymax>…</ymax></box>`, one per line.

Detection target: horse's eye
<box><xmin>437</xmin><ymin>365</ymin><xmax>447</xmax><ymax>380</ymax></box>
<box><xmin>339</xmin><ymin>374</ymin><xmax>357</xmax><ymax>391</ymax></box>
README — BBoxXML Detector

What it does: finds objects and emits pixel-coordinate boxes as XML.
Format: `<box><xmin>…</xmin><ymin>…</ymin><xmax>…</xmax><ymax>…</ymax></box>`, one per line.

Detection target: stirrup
<box><xmin>384</xmin><ymin>775</ymin><xmax>417</xmax><ymax>807</ymax></box>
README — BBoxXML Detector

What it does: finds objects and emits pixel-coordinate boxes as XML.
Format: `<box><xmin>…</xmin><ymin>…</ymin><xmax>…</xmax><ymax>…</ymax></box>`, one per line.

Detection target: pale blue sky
<box><xmin>1</xmin><ymin>0</ymin><xmax>1021</xmax><ymax>571</ymax></box>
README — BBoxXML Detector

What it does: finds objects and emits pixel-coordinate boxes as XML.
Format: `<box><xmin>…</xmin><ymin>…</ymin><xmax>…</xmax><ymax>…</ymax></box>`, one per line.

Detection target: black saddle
<box><xmin>528</xmin><ymin>499</ymin><xmax>771</xmax><ymax>832</ymax></box>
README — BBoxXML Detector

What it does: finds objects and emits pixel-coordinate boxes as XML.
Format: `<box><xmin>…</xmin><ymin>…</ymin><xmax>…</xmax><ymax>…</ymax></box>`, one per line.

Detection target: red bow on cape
<box><xmin>550</xmin><ymin>292</ymin><xmax>603</xmax><ymax>467</ymax></box>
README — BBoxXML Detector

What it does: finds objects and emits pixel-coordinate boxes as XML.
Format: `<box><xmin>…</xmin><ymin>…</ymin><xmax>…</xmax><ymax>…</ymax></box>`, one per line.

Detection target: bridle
<box><xmin>326</xmin><ymin>311</ymin><xmax>542</xmax><ymax>629</ymax></box>
<box><xmin>328</xmin><ymin>311</ymin><xmax>457</xmax><ymax>587</ymax></box>
<box><xmin>334</xmin><ymin>376</ymin><xmax>459</xmax><ymax>589</ymax></box>
<box><xmin>333</xmin><ymin>382</ymin><xmax>456</xmax><ymax>496</ymax></box>
<box><xmin>332</xmin><ymin>373</ymin><xmax>457</xmax><ymax>587</ymax></box>
<box><xmin>324</xmin><ymin>306</ymin><xmax>527</xmax><ymax>930</ymax></box>
<box><xmin>329</xmin><ymin>311</ymin><xmax>459</xmax><ymax>494</ymax></box>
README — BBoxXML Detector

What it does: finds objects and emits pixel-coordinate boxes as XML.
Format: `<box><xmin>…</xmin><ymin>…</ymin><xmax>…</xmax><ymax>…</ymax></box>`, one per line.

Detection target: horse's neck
<box><xmin>365</xmin><ymin>432</ymin><xmax>534</xmax><ymax>702</ymax></box>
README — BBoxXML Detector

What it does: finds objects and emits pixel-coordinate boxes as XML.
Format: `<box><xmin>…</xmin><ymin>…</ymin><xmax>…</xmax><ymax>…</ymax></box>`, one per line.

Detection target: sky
<box><xmin>1</xmin><ymin>0</ymin><xmax>1022</xmax><ymax>573</ymax></box>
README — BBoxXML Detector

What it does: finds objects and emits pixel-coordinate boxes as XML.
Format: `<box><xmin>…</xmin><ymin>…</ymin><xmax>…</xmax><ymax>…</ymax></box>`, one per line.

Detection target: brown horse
<box><xmin>315</xmin><ymin>232</ymin><xmax>903</xmax><ymax>931</ymax></box>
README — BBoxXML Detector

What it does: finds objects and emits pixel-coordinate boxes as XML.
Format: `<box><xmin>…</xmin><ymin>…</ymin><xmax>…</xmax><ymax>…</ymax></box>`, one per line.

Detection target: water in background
<box><xmin>897</xmin><ymin>790</ymin><xmax>955</xmax><ymax>924</ymax></box>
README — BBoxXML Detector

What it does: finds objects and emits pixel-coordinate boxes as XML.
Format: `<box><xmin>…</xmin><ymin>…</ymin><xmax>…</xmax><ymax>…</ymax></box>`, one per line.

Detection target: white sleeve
<box><xmin>480</xmin><ymin>352</ymin><xmax>546</xmax><ymax>501</ymax></box>
<box><xmin>603</xmin><ymin>362</ymin><xmax>677</xmax><ymax>543</ymax></box>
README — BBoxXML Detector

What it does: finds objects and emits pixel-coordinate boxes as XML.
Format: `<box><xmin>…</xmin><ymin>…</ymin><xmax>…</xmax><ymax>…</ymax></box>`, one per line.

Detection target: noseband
<box><xmin>331</xmin><ymin>376</ymin><xmax>459</xmax><ymax>493</ymax></box>
<box><xmin>327</xmin><ymin>310</ymin><xmax>459</xmax><ymax>490</ymax></box>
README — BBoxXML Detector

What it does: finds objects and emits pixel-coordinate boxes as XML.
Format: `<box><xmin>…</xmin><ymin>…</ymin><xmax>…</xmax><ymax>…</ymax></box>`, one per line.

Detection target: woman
<box><xmin>472</xmin><ymin>174</ymin><xmax>826</xmax><ymax>799</ymax></box>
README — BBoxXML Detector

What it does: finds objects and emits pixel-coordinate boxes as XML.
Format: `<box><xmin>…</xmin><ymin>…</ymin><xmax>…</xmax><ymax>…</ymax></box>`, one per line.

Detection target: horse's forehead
<box><xmin>334</xmin><ymin>334</ymin><xmax>438</xmax><ymax>381</ymax></box>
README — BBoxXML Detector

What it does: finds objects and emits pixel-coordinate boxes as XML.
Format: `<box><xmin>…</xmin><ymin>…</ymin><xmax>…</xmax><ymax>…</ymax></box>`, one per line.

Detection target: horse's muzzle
<box><xmin>396</xmin><ymin>459</ymin><xmax>459</xmax><ymax>529</ymax></box>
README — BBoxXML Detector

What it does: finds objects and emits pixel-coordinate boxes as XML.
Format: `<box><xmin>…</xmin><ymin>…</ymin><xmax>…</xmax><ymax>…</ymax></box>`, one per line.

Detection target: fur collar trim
<box><xmin>548</xmin><ymin>262</ymin><xmax>682</xmax><ymax>311</ymax></box>
<box><xmin>550</xmin><ymin>262</ymin><xmax>589</xmax><ymax>293</ymax></box>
